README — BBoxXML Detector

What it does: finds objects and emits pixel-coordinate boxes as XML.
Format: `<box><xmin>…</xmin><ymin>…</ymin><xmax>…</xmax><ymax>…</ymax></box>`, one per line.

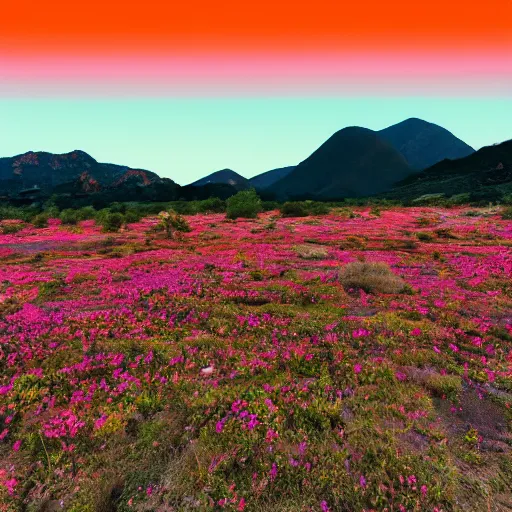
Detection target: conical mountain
<box><xmin>189</xmin><ymin>169</ymin><xmax>250</xmax><ymax>190</ymax></box>
<box><xmin>270</xmin><ymin>127</ymin><xmax>414</xmax><ymax>199</ymax></box>
<box><xmin>379</xmin><ymin>118</ymin><xmax>474</xmax><ymax>169</ymax></box>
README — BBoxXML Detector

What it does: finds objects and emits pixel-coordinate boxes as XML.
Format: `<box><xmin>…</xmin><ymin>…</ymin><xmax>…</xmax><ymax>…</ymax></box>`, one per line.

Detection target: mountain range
<box><xmin>387</xmin><ymin>139</ymin><xmax>512</xmax><ymax>200</ymax></box>
<box><xmin>0</xmin><ymin>150</ymin><xmax>165</xmax><ymax>194</ymax></box>
<box><xmin>188</xmin><ymin>118</ymin><xmax>478</xmax><ymax>199</ymax></box>
<box><xmin>1</xmin><ymin>118</ymin><xmax>510</xmax><ymax>203</ymax></box>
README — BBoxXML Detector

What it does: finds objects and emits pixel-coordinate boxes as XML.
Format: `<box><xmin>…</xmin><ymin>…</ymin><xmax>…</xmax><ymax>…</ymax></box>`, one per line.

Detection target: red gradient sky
<box><xmin>2</xmin><ymin>0</ymin><xmax>511</xmax><ymax>55</ymax></box>
<box><xmin>0</xmin><ymin>0</ymin><xmax>510</xmax><ymax>96</ymax></box>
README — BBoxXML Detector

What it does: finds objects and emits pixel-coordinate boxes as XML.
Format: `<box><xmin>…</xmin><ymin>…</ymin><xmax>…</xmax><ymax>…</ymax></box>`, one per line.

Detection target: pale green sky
<box><xmin>0</xmin><ymin>97</ymin><xmax>510</xmax><ymax>185</ymax></box>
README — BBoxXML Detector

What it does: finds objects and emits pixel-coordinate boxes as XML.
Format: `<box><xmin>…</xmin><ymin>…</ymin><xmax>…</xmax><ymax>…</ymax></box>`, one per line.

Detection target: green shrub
<box><xmin>99</xmin><ymin>212</ymin><xmax>125</xmax><ymax>233</ymax></box>
<box><xmin>448</xmin><ymin>193</ymin><xmax>471</xmax><ymax>205</ymax></box>
<box><xmin>109</xmin><ymin>202</ymin><xmax>126</xmax><ymax>214</ymax></box>
<box><xmin>157</xmin><ymin>210</ymin><xmax>191</xmax><ymax>238</ymax></box>
<box><xmin>0</xmin><ymin>206</ymin><xmax>30</xmax><ymax>221</ymax></box>
<box><xmin>261</xmin><ymin>200</ymin><xmax>279</xmax><ymax>212</ymax></box>
<box><xmin>280</xmin><ymin>201</ymin><xmax>309</xmax><ymax>217</ymax></box>
<box><xmin>197</xmin><ymin>197</ymin><xmax>226</xmax><ymax>213</ymax></box>
<box><xmin>308</xmin><ymin>202</ymin><xmax>331</xmax><ymax>215</ymax></box>
<box><xmin>172</xmin><ymin>201</ymin><xmax>199</xmax><ymax>215</ymax></box>
<box><xmin>434</xmin><ymin>228</ymin><xmax>457</xmax><ymax>239</ymax></box>
<box><xmin>226</xmin><ymin>189</ymin><xmax>262</xmax><ymax>219</ymax></box>
<box><xmin>43</xmin><ymin>205</ymin><xmax>60</xmax><ymax>219</ymax></box>
<box><xmin>124</xmin><ymin>210</ymin><xmax>142</xmax><ymax>223</ymax></box>
<box><xmin>1</xmin><ymin>223</ymin><xmax>25</xmax><ymax>234</ymax></box>
<box><xmin>32</xmin><ymin>213</ymin><xmax>49</xmax><ymax>228</ymax></box>
<box><xmin>416</xmin><ymin>232</ymin><xmax>434</xmax><ymax>241</ymax></box>
<box><xmin>76</xmin><ymin>206</ymin><xmax>96</xmax><ymax>221</ymax></box>
<box><xmin>280</xmin><ymin>201</ymin><xmax>330</xmax><ymax>217</ymax></box>
<box><xmin>501</xmin><ymin>207</ymin><xmax>512</xmax><ymax>220</ymax></box>
<box><xmin>60</xmin><ymin>209</ymin><xmax>79</xmax><ymax>225</ymax></box>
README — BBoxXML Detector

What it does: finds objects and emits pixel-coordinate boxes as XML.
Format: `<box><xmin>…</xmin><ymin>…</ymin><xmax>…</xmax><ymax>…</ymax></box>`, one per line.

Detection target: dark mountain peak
<box><xmin>210</xmin><ymin>168</ymin><xmax>242</xmax><ymax>179</ymax></box>
<box><xmin>269</xmin><ymin>127</ymin><xmax>414</xmax><ymax>199</ymax></box>
<box><xmin>305</xmin><ymin>127</ymin><xmax>408</xmax><ymax>165</ymax></box>
<box><xmin>379</xmin><ymin>118</ymin><xmax>475</xmax><ymax>169</ymax></box>
<box><xmin>392</xmin><ymin>117</ymin><xmax>430</xmax><ymax>126</ymax></box>
<box><xmin>330</xmin><ymin>126</ymin><xmax>375</xmax><ymax>138</ymax></box>
<box><xmin>190</xmin><ymin>169</ymin><xmax>250</xmax><ymax>190</ymax></box>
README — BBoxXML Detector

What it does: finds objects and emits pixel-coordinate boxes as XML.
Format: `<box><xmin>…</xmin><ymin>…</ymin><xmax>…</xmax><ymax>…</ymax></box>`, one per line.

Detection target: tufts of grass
<box><xmin>338</xmin><ymin>262</ymin><xmax>408</xmax><ymax>294</ymax></box>
<box><xmin>294</xmin><ymin>244</ymin><xmax>329</xmax><ymax>260</ymax></box>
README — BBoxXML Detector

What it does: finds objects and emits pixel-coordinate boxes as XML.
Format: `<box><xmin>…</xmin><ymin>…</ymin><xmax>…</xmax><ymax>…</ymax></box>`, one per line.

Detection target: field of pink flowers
<box><xmin>0</xmin><ymin>207</ymin><xmax>511</xmax><ymax>512</ymax></box>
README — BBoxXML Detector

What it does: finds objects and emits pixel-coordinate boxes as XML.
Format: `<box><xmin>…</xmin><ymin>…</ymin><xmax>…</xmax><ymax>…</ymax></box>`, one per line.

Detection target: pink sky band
<box><xmin>1</xmin><ymin>52</ymin><xmax>510</xmax><ymax>97</ymax></box>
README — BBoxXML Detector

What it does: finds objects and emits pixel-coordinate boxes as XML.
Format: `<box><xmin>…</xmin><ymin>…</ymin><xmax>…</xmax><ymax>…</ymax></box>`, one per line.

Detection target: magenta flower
<box><xmin>94</xmin><ymin>414</ymin><xmax>108</xmax><ymax>430</ymax></box>
<box><xmin>270</xmin><ymin>463</ymin><xmax>278</xmax><ymax>481</ymax></box>
<box><xmin>320</xmin><ymin>500</ymin><xmax>330</xmax><ymax>512</ymax></box>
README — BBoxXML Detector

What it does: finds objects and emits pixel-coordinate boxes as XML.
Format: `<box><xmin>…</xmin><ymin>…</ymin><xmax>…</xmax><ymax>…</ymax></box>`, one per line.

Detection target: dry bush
<box><xmin>338</xmin><ymin>261</ymin><xmax>408</xmax><ymax>294</ymax></box>
<box><xmin>294</xmin><ymin>244</ymin><xmax>328</xmax><ymax>260</ymax></box>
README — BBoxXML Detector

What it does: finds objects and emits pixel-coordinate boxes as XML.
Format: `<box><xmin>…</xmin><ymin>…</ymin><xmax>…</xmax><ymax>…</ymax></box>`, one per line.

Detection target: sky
<box><xmin>0</xmin><ymin>0</ymin><xmax>511</xmax><ymax>185</ymax></box>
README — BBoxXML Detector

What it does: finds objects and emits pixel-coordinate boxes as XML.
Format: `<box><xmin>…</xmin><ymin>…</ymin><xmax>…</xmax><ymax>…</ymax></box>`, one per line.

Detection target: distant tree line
<box><xmin>1</xmin><ymin>188</ymin><xmax>512</xmax><ymax>233</ymax></box>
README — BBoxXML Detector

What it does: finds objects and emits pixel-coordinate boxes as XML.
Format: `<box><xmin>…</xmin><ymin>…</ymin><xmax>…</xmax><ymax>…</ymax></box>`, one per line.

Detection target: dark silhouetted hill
<box><xmin>379</xmin><ymin>118</ymin><xmax>474</xmax><ymax>169</ymax></box>
<box><xmin>385</xmin><ymin>139</ymin><xmax>512</xmax><ymax>200</ymax></box>
<box><xmin>269</xmin><ymin>127</ymin><xmax>415</xmax><ymax>199</ymax></box>
<box><xmin>190</xmin><ymin>169</ymin><xmax>250</xmax><ymax>190</ymax></box>
<box><xmin>249</xmin><ymin>166</ymin><xmax>295</xmax><ymax>189</ymax></box>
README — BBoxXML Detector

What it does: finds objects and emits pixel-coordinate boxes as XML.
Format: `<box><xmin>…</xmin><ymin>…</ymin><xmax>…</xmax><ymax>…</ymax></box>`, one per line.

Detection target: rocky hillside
<box><xmin>0</xmin><ymin>150</ymin><xmax>163</xmax><ymax>196</ymax></box>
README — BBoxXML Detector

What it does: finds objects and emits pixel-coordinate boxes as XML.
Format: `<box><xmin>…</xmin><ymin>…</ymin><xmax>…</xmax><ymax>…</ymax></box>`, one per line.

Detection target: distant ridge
<box><xmin>249</xmin><ymin>166</ymin><xmax>295</xmax><ymax>189</ymax></box>
<box><xmin>0</xmin><ymin>150</ymin><xmax>163</xmax><ymax>195</ymax></box>
<box><xmin>378</xmin><ymin>118</ymin><xmax>475</xmax><ymax>169</ymax></box>
<box><xmin>385</xmin><ymin>138</ymin><xmax>512</xmax><ymax>199</ymax></box>
<box><xmin>189</xmin><ymin>169</ymin><xmax>250</xmax><ymax>190</ymax></box>
<box><xmin>0</xmin><ymin>119</ymin><xmax>485</xmax><ymax>203</ymax></box>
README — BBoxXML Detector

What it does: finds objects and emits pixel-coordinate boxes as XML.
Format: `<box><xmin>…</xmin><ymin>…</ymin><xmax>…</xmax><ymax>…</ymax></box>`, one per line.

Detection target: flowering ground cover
<box><xmin>0</xmin><ymin>207</ymin><xmax>511</xmax><ymax>511</ymax></box>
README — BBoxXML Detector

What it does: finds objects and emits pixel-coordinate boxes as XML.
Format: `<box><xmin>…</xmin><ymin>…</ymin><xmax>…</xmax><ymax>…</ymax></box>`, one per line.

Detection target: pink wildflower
<box><xmin>270</xmin><ymin>463</ymin><xmax>278</xmax><ymax>481</ymax></box>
